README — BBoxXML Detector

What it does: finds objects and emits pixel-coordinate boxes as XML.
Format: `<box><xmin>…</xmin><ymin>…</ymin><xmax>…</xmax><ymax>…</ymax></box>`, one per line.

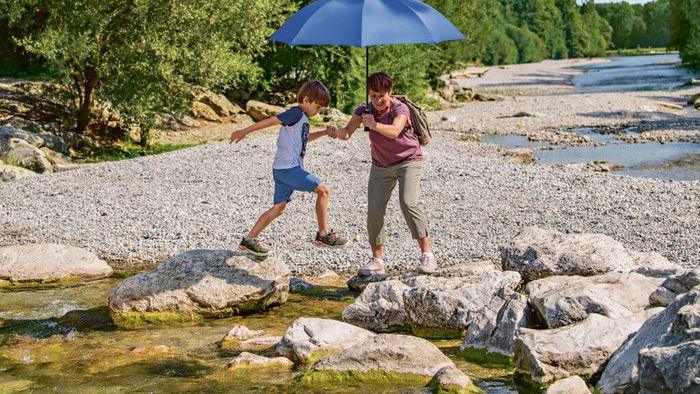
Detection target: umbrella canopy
<box><xmin>269</xmin><ymin>0</ymin><xmax>465</xmax><ymax>47</ymax></box>
<box><xmin>269</xmin><ymin>0</ymin><xmax>466</xmax><ymax>124</ymax></box>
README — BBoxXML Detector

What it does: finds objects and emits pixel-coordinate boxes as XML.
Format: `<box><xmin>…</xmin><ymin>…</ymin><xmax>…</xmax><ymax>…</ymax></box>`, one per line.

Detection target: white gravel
<box><xmin>1</xmin><ymin>131</ymin><xmax>698</xmax><ymax>274</ymax></box>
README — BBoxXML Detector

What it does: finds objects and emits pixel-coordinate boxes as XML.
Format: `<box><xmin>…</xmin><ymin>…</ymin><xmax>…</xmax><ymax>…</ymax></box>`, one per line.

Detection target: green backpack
<box><xmin>395</xmin><ymin>95</ymin><xmax>431</xmax><ymax>146</ymax></box>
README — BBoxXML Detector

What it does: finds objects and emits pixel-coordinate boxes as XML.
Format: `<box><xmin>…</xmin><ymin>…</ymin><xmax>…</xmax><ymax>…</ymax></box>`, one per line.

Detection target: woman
<box><xmin>337</xmin><ymin>72</ymin><xmax>436</xmax><ymax>275</ymax></box>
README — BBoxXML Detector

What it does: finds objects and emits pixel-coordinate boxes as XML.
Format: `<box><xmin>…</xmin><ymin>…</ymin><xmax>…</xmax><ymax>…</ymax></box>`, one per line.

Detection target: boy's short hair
<box><xmin>367</xmin><ymin>72</ymin><xmax>393</xmax><ymax>94</ymax></box>
<box><xmin>298</xmin><ymin>80</ymin><xmax>330</xmax><ymax>107</ymax></box>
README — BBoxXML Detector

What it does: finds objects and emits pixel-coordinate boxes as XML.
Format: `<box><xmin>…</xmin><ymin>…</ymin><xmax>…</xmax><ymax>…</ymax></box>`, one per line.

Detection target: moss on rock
<box><xmin>110</xmin><ymin>311</ymin><xmax>203</xmax><ymax>329</ymax></box>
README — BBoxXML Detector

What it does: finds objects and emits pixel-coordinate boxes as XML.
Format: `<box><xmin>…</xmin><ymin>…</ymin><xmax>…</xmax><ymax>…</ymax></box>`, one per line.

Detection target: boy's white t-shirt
<box><xmin>272</xmin><ymin>106</ymin><xmax>310</xmax><ymax>170</ymax></box>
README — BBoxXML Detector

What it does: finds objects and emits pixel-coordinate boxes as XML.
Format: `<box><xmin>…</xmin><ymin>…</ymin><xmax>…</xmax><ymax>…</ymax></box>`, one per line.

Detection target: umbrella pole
<box><xmin>364</xmin><ymin>46</ymin><xmax>370</xmax><ymax>131</ymax></box>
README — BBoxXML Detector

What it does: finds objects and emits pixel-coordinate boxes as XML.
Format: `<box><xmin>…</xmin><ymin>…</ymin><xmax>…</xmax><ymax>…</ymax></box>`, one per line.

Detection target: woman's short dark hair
<box><xmin>367</xmin><ymin>72</ymin><xmax>393</xmax><ymax>94</ymax></box>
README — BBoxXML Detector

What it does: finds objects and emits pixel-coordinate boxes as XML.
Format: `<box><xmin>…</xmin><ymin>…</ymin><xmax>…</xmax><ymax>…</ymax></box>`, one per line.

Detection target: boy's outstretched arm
<box><xmin>307</xmin><ymin>126</ymin><xmax>338</xmax><ymax>143</ymax></box>
<box><xmin>229</xmin><ymin>116</ymin><xmax>282</xmax><ymax>143</ymax></box>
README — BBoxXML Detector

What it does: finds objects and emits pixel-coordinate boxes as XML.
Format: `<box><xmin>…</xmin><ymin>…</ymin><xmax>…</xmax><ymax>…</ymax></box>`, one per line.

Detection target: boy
<box><xmin>229</xmin><ymin>80</ymin><xmax>347</xmax><ymax>257</ymax></box>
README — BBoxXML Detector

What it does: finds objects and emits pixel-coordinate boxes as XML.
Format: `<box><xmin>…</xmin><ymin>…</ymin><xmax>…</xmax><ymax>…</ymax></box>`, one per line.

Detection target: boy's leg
<box><xmin>312</xmin><ymin>183</ymin><xmax>330</xmax><ymax>235</ymax></box>
<box><xmin>246</xmin><ymin>201</ymin><xmax>287</xmax><ymax>240</ymax></box>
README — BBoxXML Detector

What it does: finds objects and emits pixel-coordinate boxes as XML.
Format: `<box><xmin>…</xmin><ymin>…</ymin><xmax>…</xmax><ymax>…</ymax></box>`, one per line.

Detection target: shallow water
<box><xmin>0</xmin><ymin>280</ymin><xmax>520</xmax><ymax>393</ymax></box>
<box><xmin>572</xmin><ymin>54</ymin><xmax>697</xmax><ymax>93</ymax></box>
<box><xmin>481</xmin><ymin>133</ymin><xmax>700</xmax><ymax>181</ymax></box>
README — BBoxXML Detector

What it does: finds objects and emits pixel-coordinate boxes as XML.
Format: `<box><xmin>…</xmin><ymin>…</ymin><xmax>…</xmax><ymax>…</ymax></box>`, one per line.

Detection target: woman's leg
<box><xmin>367</xmin><ymin>165</ymin><xmax>397</xmax><ymax>259</ymax></box>
<box><xmin>397</xmin><ymin>161</ymin><xmax>430</xmax><ymax>251</ymax></box>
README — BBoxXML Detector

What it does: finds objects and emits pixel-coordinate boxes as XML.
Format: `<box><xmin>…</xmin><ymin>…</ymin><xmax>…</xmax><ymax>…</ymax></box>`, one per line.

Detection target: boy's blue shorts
<box><xmin>272</xmin><ymin>166</ymin><xmax>322</xmax><ymax>205</ymax></box>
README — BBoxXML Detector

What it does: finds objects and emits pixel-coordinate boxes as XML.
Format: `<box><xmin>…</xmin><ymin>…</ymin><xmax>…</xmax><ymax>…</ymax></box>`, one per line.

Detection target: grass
<box><xmin>608</xmin><ymin>47</ymin><xmax>674</xmax><ymax>57</ymax></box>
<box><xmin>84</xmin><ymin>141</ymin><xmax>204</xmax><ymax>163</ymax></box>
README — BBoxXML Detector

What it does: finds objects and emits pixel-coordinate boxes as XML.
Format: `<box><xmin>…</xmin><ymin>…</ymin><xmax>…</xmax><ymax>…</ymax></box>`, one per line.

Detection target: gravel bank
<box><xmin>1</xmin><ymin>132</ymin><xmax>698</xmax><ymax>274</ymax></box>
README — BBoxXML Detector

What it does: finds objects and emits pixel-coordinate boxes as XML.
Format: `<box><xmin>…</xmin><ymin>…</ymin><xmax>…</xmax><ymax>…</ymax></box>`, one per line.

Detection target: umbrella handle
<box><xmin>364</xmin><ymin>106</ymin><xmax>371</xmax><ymax>132</ymax></box>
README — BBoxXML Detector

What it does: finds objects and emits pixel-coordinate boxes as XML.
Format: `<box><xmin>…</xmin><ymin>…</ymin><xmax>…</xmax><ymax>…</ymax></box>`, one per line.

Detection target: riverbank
<box><xmin>1</xmin><ymin>57</ymin><xmax>699</xmax><ymax>274</ymax></box>
<box><xmin>0</xmin><ymin>131</ymin><xmax>698</xmax><ymax>274</ymax></box>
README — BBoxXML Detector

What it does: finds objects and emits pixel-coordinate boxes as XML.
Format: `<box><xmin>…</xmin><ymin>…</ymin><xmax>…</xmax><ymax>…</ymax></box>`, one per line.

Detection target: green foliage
<box><xmin>506</xmin><ymin>25</ymin><xmax>548</xmax><ymax>63</ymax></box>
<box><xmin>669</xmin><ymin>0</ymin><xmax>700</xmax><ymax>69</ymax></box>
<box><xmin>481</xmin><ymin>30</ymin><xmax>519</xmax><ymax>65</ymax></box>
<box><xmin>597</xmin><ymin>0</ymin><xmax>671</xmax><ymax>50</ymax></box>
<box><xmin>2</xmin><ymin>0</ymin><xmax>276</xmax><ymax>142</ymax></box>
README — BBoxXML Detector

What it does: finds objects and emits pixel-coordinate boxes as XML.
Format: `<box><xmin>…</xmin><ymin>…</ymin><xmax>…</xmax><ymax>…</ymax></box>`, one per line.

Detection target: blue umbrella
<box><xmin>269</xmin><ymin>0</ymin><xmax>466</xmax><ymax>114</ymax></box>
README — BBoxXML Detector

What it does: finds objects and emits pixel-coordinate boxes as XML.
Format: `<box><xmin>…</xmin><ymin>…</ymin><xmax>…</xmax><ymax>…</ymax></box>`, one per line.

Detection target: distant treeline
<box><xmin>0</xmin><ymin>0</ymin><xmax>697</xmax><ymax>138</ymax></box>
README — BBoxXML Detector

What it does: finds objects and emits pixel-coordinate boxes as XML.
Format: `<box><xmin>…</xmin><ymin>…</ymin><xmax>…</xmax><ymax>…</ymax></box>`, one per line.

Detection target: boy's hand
<box><xmin>326</xmin><ymin>125</ymin><xmax>338</xmax><ymax>138</ymax></box>
<box><xmin>229</xmin><ymin>129</ymin><xmax>248</xmax><ymax>143</ymax></box>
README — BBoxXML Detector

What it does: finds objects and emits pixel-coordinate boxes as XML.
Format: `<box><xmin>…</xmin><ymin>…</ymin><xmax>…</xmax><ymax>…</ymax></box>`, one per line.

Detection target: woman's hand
<box><xmin>361</xmin><ymin>114</ymin><xmax>377</xmax><ymax>130</ymax></box>
<box><xmin>325</xmin><ymin>125</ymin><xmax>338</xmax><ymax>138</ymax></box>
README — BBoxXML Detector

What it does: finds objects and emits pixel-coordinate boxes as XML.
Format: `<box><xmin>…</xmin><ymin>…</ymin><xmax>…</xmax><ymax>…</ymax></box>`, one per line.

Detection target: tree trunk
<box><xmin>76</xmin><ymin>68</ymin><xmax>99</xmax><ymax>132</ymax></box>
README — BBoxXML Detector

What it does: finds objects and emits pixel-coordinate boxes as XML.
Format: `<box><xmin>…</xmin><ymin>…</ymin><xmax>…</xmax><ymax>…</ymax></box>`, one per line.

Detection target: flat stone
<box><xmin>227</xmin><ymin>352</ymin><xmax>293</xmax><ymax>369</ymax></box>
<box><xmin>546</xmin><ymin>376</ymin><xmax>591</xmax><ymax>394</ymax></box>
<box><xmin>312</xmin><ymin>334</ymin><xmax>455</xmax><ymax>377</ymax></box>
<box><xmin>108</xmin><ymin>250</ymin><xmax>289</xmax><ymax>322</ymax></box>
<box><xmin>527</xmin><ymin>272</ymin><xmax>663</xmax><ymax>328</ymax></box>
<box><xmin>276</xmin><ymin>318</ymin><xmax>375</xmax><ymax>364</ymax></box>
<box><xmin>0</xmin><ymin>243</ymin><xmax>112</xmax><ymax>284</ymax></box>
<box><xmin>342</xmin><ymin>280</ymin><xmax>410</xmax><ymax>332</ymax></box>
<box><xmin>501</xmin><ymin>227</ymin><xmax>640</xmax><ymax>282</ymax></box>
<box><xmin>515</xmin><ymin>310</ymin><xmax>661</xmax><ymax>384</ymax></box>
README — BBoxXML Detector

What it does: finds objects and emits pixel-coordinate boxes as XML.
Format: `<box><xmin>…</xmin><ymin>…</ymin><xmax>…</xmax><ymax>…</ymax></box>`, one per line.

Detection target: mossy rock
<box><xmin>110</xmin><ymin>311</ymin><xmax>204</xmax><ymax>329</ymax></box>
<box><xmin>427</xmin><ymin>376</ymin><xmax>484</xmax><ymax>394</ymax></box>
<box><xmin>0</xmin><ymin>275</ymin><xmax>84</xmax><ymax>289</ymax></box>
<box><xmin>412</xmin><ymin>327</ymin><xmax>465</xmax><ymax>340</ymax></box>
<box><xmin>459</xmin><ymin>348</ymin><xmax>514</xmax><ymax>369</ymax></box>
<box><xmin>299</xmin><ymin>369</ymin><xmax>431</xmax><ymax>387</ymax></box>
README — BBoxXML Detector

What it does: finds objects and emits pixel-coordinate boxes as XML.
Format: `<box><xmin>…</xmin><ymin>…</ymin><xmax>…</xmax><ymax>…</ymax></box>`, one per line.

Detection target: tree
<box><xmin>669</xmin><ymin>0</ymin><xmax>700</xmax><ymax>69</ymax></box>
<box><xmin>3</xmin><ymin>0</ymin><xmax>275</xmax><ymax>144</ymax></box>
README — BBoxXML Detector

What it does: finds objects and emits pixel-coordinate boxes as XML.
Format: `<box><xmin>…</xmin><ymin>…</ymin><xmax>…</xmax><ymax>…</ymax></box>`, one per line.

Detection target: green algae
<box><xmin>299</xmin><ymin>369</ymin><xmax>431</xmax><ymax>388</ymax></box>
<box><xmin>411</xmin><ymin>327</ymin><xmax>465</xmax><ymax>340</ymax></box>
<box><xmin>0</xmin><ymin>275</ymin><xmax>86</xmax><ymax>289</ymax></box>
<box><xmin>111</xmin><ymin>311</ymin><xmax>203</xmax><ymax>329</ymax></box>
<box><xmin>459</xmin><ymin>348</ymin><xmax>514</xmax><ymax>369</ymax></box>
<box><xmin>0</xmin><ymin>278</ymin><xmax>521</xmax><ymax>392</ymax></box>
<box><xmin>427</xmin><ymin>375</ymin><xmax>485</xmax><ymax>394</ymax></box>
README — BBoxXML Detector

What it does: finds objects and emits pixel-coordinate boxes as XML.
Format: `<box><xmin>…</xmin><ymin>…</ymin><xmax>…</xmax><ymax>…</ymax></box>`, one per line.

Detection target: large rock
<box><xmin>649</xmin><ymin>268</ymin><xmax>700</xmax><ymax>306</ymax></box>
<box><xmin>311</xmin><ymin>334</ymin><xmax>455</xmax><ymax>378</ymax></box>
<box><xmin>108</xmin><ymin>250</ymin><xmax>289</xmax><ymax>326</ymax></box>
<box><xmin>501</xmin><ymin>227</ymin><xmax>671</xmax><ymax>282</ymax></box>
<box><xmin>197</xmin><ymin>92</ymin><xmax>243</xmax><ymax>117</ymax></box>
<box><xmin>0</xmin><ymin>138</ymin><xmax>52</xmax><ymax>173</ymax></box>
<box><xmin>0</xmin><ymin>164</ymin><xmax>38</xmax><ymax>182</ymax></box>
<box><xmin>0</xmin><ymin>244</ymin><xmax>113</xmax><ymax>285</ymax></box>
<box><xmin>191</xmin><ymin>101</ymin><xmax>221</xmax><ymax>122</ymax></box>
<box><xmin>461</xmin><ymin>290</ymin><xmax>528</xmax><ymax>356</ymax></box>
<box><xmin>276</xmin><ymin>318</ymin><xmax>375</xmax><ymax>364</ymax></box>
<box><xmin>515</xmin><ymin>310</ymin><xmax>661</xmax><ymax>384</ymax></box>
<box><xmin>0</xmin><ymin>125</ymin><xmax>44</xmax><ymax>147</ymax></box>
<box><xmin>638</xmin><ymin>341</ymin><xmax>700</xmax><ymax>394</ymax></box>
<box><xmin>546</xmin><ymin>376</ymin><xmax>591</xmax><ymax>394</ymax></box>
<box><xmin>597</xmin><ymin>287</ymin><xmax>700</xmax><ymax>394</ymax></box>
<box><xmin>341</xmin><ymin>280</ymin><xmax>410</xmax><ymax>332</ymax></box>
<box><xmin>527</xmin><ymin>272</ymin><xmax>663</xmax><ymax>328</ymax></box>
<box><xmin>246</xmin><ymin>100</ymin><xmax>284</xmax><ymax>122</ymax></box>
<box><xmin>404</xmin><ymin>271</ymin><xmax>522</xmax><ymax>331</ymax></box>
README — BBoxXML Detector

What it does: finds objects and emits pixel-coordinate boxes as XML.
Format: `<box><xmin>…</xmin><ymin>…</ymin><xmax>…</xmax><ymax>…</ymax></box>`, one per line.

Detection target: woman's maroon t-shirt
<box><xmin>354</xmin><ymin>99</ymin><xmax>423</xmax><ymax>167</ymax></box>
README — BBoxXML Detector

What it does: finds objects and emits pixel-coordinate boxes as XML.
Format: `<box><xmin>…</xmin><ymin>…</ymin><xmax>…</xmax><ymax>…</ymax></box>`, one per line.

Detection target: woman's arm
<box><xmin>361</xmin><ymin>113</ymin><xmax>407</xmax><ymax>139</ymax></box>
<box><xmin>337</xmin><ymin>114</ymin><xmax>363</xmax><ymax>140</ymax></box>
<box><xmin>229</xmin><ymin>116</ymin><xmax>282</xmax><ymax>143</ymax></box>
